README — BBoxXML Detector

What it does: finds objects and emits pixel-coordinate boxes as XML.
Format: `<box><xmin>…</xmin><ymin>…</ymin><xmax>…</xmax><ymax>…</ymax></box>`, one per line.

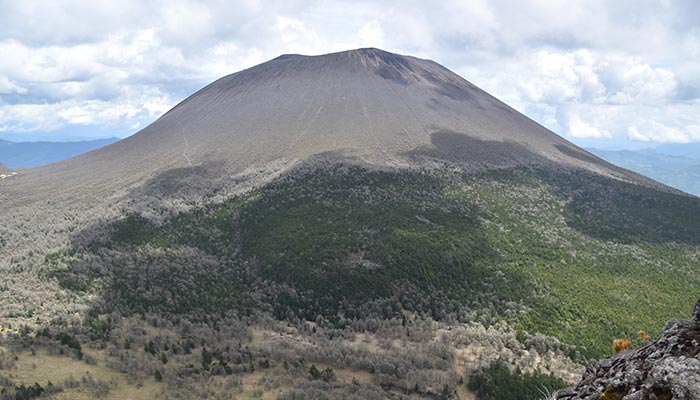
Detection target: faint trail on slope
<box><xmin>366</xmin><ymin>67</ymin><xmax>423</xmax><ymax>163</ymax></box>
<box><xmin>293</xmin><ymin>64</ymin><xmax>327</xmax><ymax>152</ymax></box>
<box><xmin>175</xmin><ymin>119</ymin><xmax>194</xmax><ymax>167</ymax></box>
<box><xmin>384</xmin><ymin>76</ymin><xmax>429</xmax><ymax>137</ymax></box>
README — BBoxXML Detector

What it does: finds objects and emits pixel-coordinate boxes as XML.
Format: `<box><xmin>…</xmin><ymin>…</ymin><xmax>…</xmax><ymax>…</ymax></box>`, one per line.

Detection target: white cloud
<box><xmin>159</xmin><ymin>1</ymin><xmax>214</xmax><ymax>47</ymax></box>
<box><xmin>626</xmin><ymin>122</ymin><xmax>693</xmax><ymax>143</ymax></box>
<box><xmin>609</xmin><ymin>63</ymin><xmax>677</xmax><ymax>104</ymax></box>
<box><xmin>0</xmin><ymin>76</ymin><xmax>27</xmax><ymax>94</ymax></box>
<box><xmin>358</xmin><ymin>21</ymin><xmax>385</xmax><ymax>48</ymax></box>
<box><xmin>568</xmin><ymin>114</ymin><xmax>612</xmax><ymax>139</ymax></box>
<box><xmin>275</xmin><ymin>16</ymin><xmax>323</xmax><ymax>55</ymax></box>
<box><xmin>515</xmin><ymin>50</ymin><xmax>606</xmax><ymax>103</ymax></box>
<box><xmin>0</xmin><ymin>90</ymin><xmax>173</xmax><ymax>133</ymax></box>
<box><xmin>627</xmin><ymin>126</ymin><xmax>649</xmax><ymax>142</ymax></box>
<box><xmin>455</xmin><ymin>46</ymin><xmax>696</xmax><ymax>145</ymax></box>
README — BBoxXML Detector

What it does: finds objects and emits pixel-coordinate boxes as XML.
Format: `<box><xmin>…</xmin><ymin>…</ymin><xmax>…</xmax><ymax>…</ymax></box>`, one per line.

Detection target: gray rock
<box><xmin>557</xmin><ymin>300</ymin><xmax>700</xmax><ymax>400</ymax></box>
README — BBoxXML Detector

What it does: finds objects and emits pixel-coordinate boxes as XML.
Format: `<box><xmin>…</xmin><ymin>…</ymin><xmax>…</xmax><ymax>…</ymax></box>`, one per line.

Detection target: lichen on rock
<box><xmin>557</xmin><ymin>300</ymin><xmax>700</xmax><ymax>400</ymax></box>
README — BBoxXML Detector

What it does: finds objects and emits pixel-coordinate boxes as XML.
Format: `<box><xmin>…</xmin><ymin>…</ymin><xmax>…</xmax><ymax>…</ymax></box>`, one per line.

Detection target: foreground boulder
<box><xmin>557</xmin><ymin>301</ymin><xmax>700</xmax><ymax>400</ymax></box>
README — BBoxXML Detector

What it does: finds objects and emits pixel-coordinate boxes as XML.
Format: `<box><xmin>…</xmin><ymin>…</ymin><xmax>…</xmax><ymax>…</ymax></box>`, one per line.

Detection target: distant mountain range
<box><xmin>589</xmin><ymin>144</ymin><xmax>700</xmax><ymax>196</ymax></box>
<box><xmin>0</xmin><ymin>137</ymin><xmax>119</xmax><ymax>168</ymax></box>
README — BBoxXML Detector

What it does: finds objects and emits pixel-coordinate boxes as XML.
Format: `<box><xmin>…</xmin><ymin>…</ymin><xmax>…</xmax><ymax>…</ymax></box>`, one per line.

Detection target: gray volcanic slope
<box><xmin>2</xmin><ymin>48</ymin><xmax>659</xmax><ymax>203</ymax></box>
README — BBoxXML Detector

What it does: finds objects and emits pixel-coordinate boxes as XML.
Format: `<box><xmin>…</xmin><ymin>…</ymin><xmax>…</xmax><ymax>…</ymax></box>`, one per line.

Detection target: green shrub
<box><xmin>468</xmin><ymin>361</ymin><xmax>566</xmax><ymax>400</ymax></box>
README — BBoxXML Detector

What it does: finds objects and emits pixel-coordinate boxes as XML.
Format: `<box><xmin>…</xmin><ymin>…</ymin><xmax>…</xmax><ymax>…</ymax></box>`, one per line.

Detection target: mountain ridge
<box><xmin>1</xmin><ymin>48</ymin><xmax>669</xmax><ymax>206</ymax></box>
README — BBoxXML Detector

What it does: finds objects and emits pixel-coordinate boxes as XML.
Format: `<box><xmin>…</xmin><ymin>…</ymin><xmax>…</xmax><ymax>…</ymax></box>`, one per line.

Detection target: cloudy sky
<box><xmin>0</xmin><ymin>0</ymin><xmax>698</xmax><ymax>149</ymax></box>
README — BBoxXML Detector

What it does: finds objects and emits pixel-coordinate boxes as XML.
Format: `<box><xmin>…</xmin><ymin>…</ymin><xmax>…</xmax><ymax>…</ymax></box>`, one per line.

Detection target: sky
<box><xmin>0</xmin><ymin>1</ymin><xmax>698</xmax><ymax>150</ymax></box>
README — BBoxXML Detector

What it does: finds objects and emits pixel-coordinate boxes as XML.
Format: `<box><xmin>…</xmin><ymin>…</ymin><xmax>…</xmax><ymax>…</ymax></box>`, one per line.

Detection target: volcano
<box><xmin>2</xmin><ymin>48</ymin><xmax>661</xmax><ymax>202</ymax></box>
<box><xmin>1</xmin><ymin>48</ymin><xmax>699</xmax><ymax>400</ymax></box>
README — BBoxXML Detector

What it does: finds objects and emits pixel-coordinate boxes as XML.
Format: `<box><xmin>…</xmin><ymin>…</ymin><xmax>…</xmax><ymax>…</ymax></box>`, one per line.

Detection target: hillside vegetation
<box><xmin>1</xmin><ymin>159</ymin><xmax>696</xmax><ymax>399</ymax></box>
<box><xmin>60</xmin><ymin>163</ymin><xmax>699</xmax><ymax>358</ymax></box>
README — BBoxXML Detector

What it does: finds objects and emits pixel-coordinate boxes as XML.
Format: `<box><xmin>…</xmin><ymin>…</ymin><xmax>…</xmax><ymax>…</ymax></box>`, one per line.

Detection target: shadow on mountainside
<box><xmin>542</xmin><ymin>168</ymin><xmax>700</xmax><ymax>246</ymax></box>
<box><xmin>411</xmin><ymin>130</ymin><xmax>700</xmax><ymax>246</ymax></box>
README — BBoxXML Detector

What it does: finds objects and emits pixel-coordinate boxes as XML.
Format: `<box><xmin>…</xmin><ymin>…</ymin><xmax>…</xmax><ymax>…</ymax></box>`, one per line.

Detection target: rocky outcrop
<box><xmin>557</xmin><ymin>300</ymin><xmax>700</xmax><ymax>400</ymax></box>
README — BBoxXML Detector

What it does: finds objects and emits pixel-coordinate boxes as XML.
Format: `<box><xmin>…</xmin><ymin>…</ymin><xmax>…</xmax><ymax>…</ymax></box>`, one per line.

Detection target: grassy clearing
<box><xmin>4</xmin><ymin>347</ymin><xmax>163</xmax><ymax>400</ymax></box>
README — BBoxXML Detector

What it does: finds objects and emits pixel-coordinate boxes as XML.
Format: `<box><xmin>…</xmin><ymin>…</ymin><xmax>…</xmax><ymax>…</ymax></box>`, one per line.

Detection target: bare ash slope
<box><xmin>0</xmin><ymin>48</ymin><xmax>661</xmax><ymax>206</ymax></box>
